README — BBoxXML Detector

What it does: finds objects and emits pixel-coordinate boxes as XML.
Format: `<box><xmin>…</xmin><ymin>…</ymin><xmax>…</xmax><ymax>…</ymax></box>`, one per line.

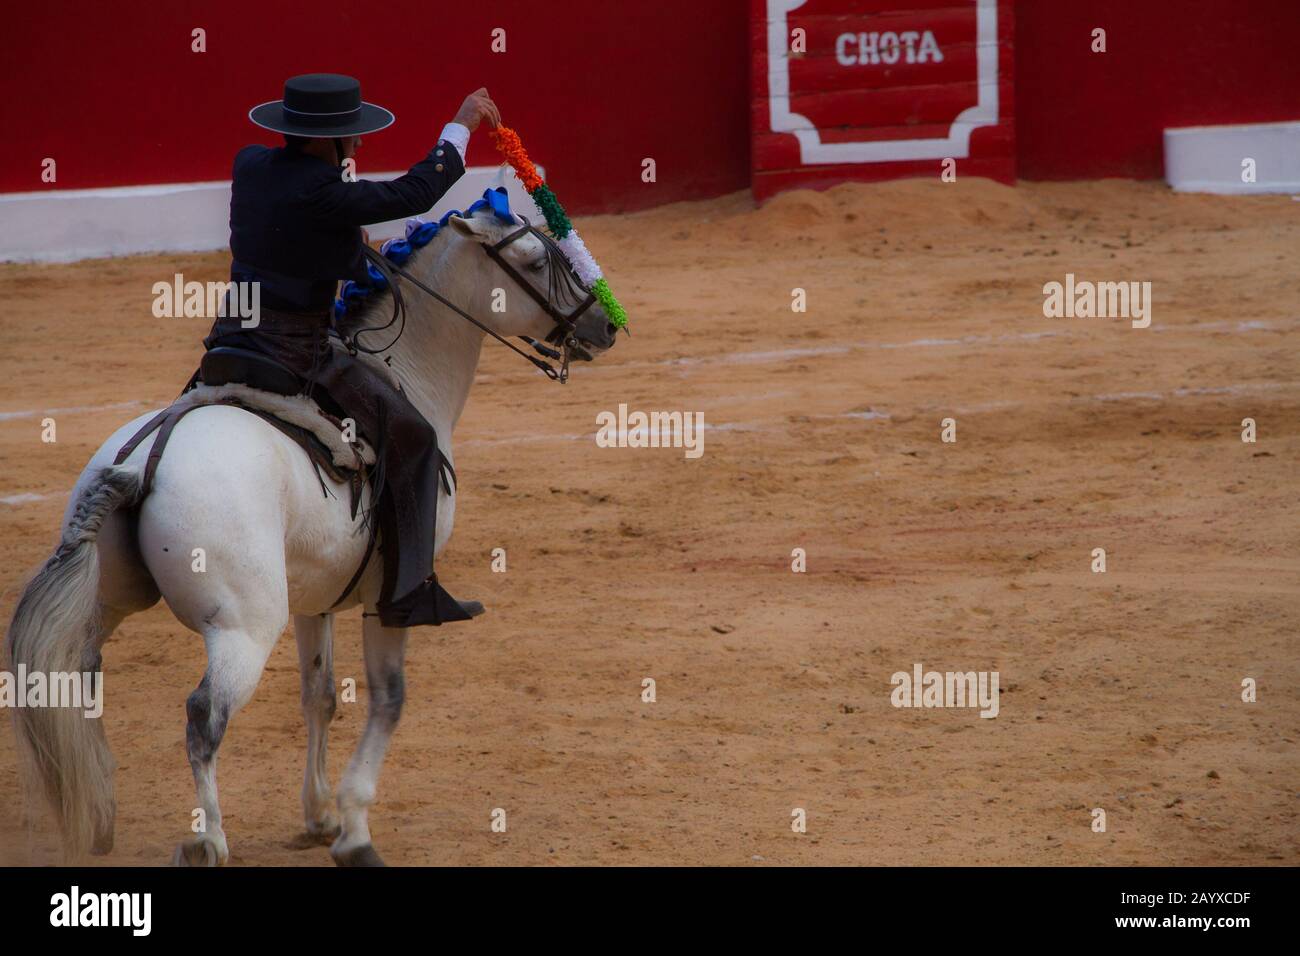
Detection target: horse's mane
<box><xmin>335</xmin><ymin>231</ymin><xmax>445</xmax><ymax>339</ymax></box>
<box><xmin>334</xmin><ymin>192</ymin><xmax>532</xmax><ymax>343</ymax></box>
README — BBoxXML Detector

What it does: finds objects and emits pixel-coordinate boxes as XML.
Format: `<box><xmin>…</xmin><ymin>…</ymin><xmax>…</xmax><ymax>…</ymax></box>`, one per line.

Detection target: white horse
<box><xmin>5</xmin><ymin>201</ymin><xmax>617</xmax><ymax>866</ymax></box>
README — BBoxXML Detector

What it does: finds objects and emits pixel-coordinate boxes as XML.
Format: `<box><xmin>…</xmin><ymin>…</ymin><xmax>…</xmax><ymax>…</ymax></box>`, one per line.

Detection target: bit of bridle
<box><xmin>344</xmin><ymin>215</ymin><xmax>596</xmax><ymax>383</ymax></box>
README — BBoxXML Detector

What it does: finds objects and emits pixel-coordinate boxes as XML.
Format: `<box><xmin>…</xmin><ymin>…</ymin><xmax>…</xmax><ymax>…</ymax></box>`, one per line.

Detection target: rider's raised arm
<box><xmin>303</xmin><ymin>127</ymin><xmax>467</xmax><ymax>227</ymax></box>
<box><xmin>301</xmin><ymin>86</ymin><xmax>499</xmax><ymax>228</ymax></box>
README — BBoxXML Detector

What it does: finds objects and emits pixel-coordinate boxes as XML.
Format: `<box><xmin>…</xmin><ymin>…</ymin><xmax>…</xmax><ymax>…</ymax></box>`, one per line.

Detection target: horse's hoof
<box><xmin>172</xmin><ymin>838</ymin><xmax>225</xmax><ymax>867</ymax></box>
<box><xmin>287</xmin><ymin>819</ymin><xmax>342</xmax><ymax>849</ymax></box>
<box><xmin>309</xmin><ymin>818</ymin><xmax>342</xmax><ymax>843</ymax></box>
<box><xmin>332</xmin><ymin>843</ymin><xmax>387</xmax><ymax>867</ymax></box>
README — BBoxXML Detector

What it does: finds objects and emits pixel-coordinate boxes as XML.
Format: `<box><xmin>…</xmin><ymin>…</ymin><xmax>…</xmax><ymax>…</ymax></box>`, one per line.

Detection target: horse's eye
<box><xmin>528</xmin><ymin>258</ymin><xmax>547</xmax><ymax>273</ymax></box>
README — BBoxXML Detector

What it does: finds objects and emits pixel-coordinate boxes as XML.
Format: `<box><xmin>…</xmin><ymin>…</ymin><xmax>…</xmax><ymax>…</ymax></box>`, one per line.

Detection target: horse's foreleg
<box><xmin>294</xmin><ymin>613</ymin><xmax>339</xmax><ymax>841</ymax></box>
<box><xmin>331</xmin><ymin>614</ymin><xmax>408</xmax><ymax>867</ymax></box>
<box><xmin>174</xmin><ymin>622</ymin><xmax>281</xmax><ymax>866</ymax></box>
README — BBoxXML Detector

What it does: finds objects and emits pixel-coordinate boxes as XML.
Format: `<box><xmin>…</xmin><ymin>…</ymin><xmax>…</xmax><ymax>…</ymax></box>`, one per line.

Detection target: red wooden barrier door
<box><xmin>751</xmin><ymin>0</ymin><xmax>1016</xmax><ymax>200</ymax></box>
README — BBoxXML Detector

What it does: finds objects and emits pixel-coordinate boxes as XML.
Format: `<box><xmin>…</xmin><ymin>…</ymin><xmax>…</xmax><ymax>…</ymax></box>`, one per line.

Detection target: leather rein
<box><xmin>344</xmin><ymin>218</ymin><xmax>596</xmax><ymax>384</ymax></box>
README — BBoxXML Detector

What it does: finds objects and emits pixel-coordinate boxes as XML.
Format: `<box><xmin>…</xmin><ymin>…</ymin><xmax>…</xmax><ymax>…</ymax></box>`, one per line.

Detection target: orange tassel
<box><xmin>490</xmin><ymin>125</ymin><xmax>544</xmax><ymax>192</ymax></box>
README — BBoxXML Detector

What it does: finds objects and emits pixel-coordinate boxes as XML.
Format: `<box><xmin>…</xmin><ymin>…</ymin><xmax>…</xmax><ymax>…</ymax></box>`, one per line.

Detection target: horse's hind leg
<box><xmin>331</xmin><ymin>615</ymin><xmax>408</xmax><ymax>867</ymax></box>
<box><xmin>173</xmin><ymin>620</ymin><xmax>283</xmax><ymax>866</ymax></box>
<box><xmin>294</xmin><ymin>613</ymin><xmax>340</xmax><ymax>842</ymax></box>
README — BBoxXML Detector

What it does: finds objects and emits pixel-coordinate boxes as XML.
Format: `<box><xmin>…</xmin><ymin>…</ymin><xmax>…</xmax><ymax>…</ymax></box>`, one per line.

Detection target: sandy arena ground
<box><xmin>0</xmin><ymin>179</ymin><xmax>1297</xmax><ymax>866</ymax></box>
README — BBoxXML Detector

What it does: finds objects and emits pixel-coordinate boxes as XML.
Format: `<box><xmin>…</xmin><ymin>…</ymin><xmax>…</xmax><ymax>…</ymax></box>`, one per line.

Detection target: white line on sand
<box><xmin>0</xmin><ymin>400</ymin><xmax>145</xmax><ymax>422</ymax></box>
<box><xmin>0</xmin><ymin>492</ymin><xmax>54</xmax><ymax>506</ymax></box>
<box><xmin>591</xmin><ymin>317</ymin><xmax>1298</xmax><ymax>373</ymax></box>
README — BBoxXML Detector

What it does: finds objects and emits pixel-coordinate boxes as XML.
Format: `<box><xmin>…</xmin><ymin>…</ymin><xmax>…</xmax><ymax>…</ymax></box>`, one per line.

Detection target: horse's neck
<box><xmin>380</xmin><ymin>241</ymin><xmax>485</xmax><ymax>449</ymax></box>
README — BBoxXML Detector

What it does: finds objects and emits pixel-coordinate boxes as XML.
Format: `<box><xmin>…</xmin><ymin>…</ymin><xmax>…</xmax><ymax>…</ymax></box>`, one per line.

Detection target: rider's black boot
<box><xmin>376</xmin><ymin>575</ymin><xmax>483</xmax><ymax>628</ymax></box>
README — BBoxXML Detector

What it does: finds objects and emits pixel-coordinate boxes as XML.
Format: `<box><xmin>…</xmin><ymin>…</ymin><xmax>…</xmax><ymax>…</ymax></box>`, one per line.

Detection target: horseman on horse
<box><xmin>207</xmin><ymin>73</ymin><xmax>499</xmax><ymax>628</ymax></box>
<box><xmin>5</xmin><ymin>71</ymin><xmax>622</xmax><ymax>865</ymax></box>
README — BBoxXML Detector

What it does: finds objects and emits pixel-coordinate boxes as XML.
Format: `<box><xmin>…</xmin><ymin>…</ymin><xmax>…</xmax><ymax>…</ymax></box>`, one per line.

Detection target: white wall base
<box><xmin>1164</xmin><ymin>120</ymin><xmax>1300</xmax><ymax>194</ymax></box>
<box><xmin>0</xmin><ymin>166</ymin><xmax>542</xmax><ymax>263</ymax></box>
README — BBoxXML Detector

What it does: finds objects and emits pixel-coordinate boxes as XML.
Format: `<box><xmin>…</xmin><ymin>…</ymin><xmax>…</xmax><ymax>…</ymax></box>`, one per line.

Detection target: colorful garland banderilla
<box><xmin>490</xmin><ymin>126</ymin><xmax>628</xmax><ymax>329</ymax></box>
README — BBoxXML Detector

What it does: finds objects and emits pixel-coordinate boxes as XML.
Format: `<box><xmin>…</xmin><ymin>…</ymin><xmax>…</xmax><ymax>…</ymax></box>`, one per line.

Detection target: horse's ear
<box><xmin>449</xmin><ymin>214</ymin><xmax>493</xmax><ymax>242</ymax></box>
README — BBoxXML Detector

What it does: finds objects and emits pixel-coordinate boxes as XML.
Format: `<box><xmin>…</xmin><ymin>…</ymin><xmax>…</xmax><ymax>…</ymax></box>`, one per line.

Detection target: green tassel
<box><xmin>530</xmin><ymin>184</ymin><xmax>572</xmax><ymax>239</ymax></box>
<box><xmin>592</xmin><ymin>278</ymin><xmax>628</xmax><ymax>329</ymax></box>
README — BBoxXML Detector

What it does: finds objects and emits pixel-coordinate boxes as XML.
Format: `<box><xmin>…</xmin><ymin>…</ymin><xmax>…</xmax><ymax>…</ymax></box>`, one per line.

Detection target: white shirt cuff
<box><xmin>438</xmin><ymin>122</ymin><xmax>470</xmax><ymax>163</ymax></box>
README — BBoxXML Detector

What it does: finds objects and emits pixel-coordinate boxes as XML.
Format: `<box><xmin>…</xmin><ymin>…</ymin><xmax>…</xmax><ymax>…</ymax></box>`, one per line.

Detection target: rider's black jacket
<box><xmin>227</xmin><ymin>140</ymin><xmax>466</xmax><ymax>311</ymax></box>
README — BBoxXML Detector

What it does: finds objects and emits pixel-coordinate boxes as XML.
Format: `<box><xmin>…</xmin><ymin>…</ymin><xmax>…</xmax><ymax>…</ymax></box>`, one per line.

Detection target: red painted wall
<box><xmin>1015</xmin><ymin>0</ymin><xmax>1300</xmax><ymax>180</ymax></box>
<box><xmin>5</xmin><ymin>1</ymin><xmax>1299</xmax><ymax>211</ymax></box>
<box><xmin>2</xmin><ymin>0</ymin><xmax>751</xmax><ymax>214</ymax></box>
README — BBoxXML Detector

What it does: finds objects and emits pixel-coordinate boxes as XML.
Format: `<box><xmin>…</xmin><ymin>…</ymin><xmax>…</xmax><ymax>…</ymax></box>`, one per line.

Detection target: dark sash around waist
<box><xmin>242</xmin><ymin>307</ymin><xmax>333</xmax><ymax>335</ymax></box>
<box><xmin>231</xmin><ymin>258</ymin><xmax>338</xmax><ymax>313</ymax></box>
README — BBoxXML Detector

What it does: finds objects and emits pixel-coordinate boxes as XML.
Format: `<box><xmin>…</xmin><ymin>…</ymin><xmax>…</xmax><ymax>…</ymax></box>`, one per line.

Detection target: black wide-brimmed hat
<box><xmin>248</xmin><ymin>73</ymin><xmax>395</xmax><ymax>137</ymax></box>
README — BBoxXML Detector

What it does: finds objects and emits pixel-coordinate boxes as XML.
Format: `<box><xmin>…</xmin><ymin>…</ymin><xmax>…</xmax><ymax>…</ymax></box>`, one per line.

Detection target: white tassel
<box><xmin>557</xmin><ymin>230</ymin><xmax>603</xmax><ymax>287</ymax></box>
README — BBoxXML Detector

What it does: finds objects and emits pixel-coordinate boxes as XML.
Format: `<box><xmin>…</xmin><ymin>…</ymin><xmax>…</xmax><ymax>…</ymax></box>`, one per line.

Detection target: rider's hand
<box><xmin>453</xmin><ymin>88</ymin><xmax>501</xmax><ymax>132</ymax></box>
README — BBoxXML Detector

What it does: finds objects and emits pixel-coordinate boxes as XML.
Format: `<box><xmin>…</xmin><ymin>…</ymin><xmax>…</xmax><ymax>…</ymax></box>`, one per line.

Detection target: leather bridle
<box><xmin>344</xmin><ymin>215</ymin><xmax>597</xmax><ymax>383</ymax></box>
<box><xmin>486</xmin><ymin>222</ymin><xmax>597</xmax><ymax>337</ymax></box>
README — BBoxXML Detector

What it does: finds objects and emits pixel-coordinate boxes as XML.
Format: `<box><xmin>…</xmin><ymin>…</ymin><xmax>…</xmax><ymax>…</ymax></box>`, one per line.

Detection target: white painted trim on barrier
<box><xmin>1164</xmin><ymin>120</ymin><xmax>1300</xmax><ymax>195</ymax></box>
<box><xmin>0</xmin><ymin>165</ymin><xmax>543</xmax><ymax>263</ymax></box>
<box><xmin>765</xmin><ymin>0</ymin><xmax>999</xmax><ymax>165</ymax></box>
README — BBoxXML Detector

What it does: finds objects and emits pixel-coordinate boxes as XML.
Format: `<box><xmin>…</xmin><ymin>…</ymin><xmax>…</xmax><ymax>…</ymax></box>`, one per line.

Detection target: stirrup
<box><xmin>376</xmin><ymin>577</ymin><xmax>484</xmax><ymax>627</ymax></box>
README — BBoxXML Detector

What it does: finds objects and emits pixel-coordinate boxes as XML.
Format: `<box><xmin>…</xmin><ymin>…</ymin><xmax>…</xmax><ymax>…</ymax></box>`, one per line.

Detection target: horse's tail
<box><xmin>4</xmin><ymin>465</ymin><xmax>143</xmax><ymax>857</ymax></box>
